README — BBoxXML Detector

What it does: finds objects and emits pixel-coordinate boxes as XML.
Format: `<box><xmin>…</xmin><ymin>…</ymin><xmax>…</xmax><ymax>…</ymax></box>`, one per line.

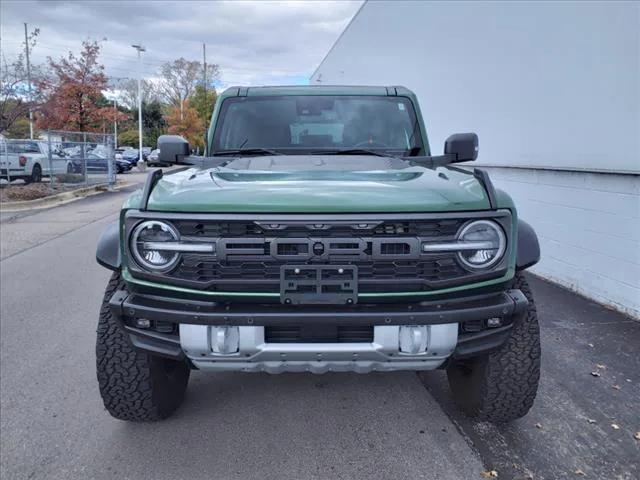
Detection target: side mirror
<box><xmin>157</xmin><ymin>135</ymin><xmax>190</xmax><ymax>164</ymax></box>
<box><xmin>444</xmin><ymin>133</ymin><xmax>478</xmax><ymax>162</ymax></box>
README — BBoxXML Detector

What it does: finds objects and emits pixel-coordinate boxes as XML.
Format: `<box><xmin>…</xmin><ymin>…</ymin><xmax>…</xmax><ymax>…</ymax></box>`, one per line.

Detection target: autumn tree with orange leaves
<box><xmin>165</xmin><ymin>100</ymin><xmax>205</xmax><ymax>149</ymax></box>
<box><xmin>36</xmin><ymin>41</ymin><xmax>126</xmax><ymax>132</ymax></box>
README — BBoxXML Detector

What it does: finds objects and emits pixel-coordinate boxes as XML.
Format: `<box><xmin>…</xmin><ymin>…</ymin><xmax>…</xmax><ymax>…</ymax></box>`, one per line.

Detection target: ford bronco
<box><xmin>96</xmin><ymin>85</ymin><xmax>541</xmax><ymax>423</ymax></box>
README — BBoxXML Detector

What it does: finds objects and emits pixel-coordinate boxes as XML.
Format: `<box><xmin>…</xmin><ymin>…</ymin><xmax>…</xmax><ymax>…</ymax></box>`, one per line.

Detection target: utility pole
<box><xmin>24</xmin><ymin>23</ymin><xmax>34</xmax><ymax>139</ymax></box>
<box><xmin>131</xmin><ymin>44</ymin><xmax>146</xmax><ymax>167</ymax></box>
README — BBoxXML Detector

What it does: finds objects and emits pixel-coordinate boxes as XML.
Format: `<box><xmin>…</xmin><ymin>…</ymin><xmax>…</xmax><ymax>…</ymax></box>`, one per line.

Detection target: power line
<box><xmin>3</xmin><ymin>39</ymin><xmax>302</xmax><ymax>74</ymax></box>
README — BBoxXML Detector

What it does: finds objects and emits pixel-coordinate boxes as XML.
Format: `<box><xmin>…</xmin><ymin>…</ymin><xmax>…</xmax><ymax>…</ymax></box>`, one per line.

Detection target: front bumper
<box><xmin>109</xmin><ymin>289</ymin><xmax>527</xmax><ymax>327</ymax></box>
<box><xmin>108</xmin><ymin>288</ymin><xmax>527</xmax><ymax>372</ymax></box>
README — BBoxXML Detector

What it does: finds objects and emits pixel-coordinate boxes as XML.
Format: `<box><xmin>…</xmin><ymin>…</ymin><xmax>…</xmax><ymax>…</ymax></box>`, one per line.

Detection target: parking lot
<box><xmin>0</xmin><ymin>178</ymin><xmax>638</xmax><ymax>480</ymax></box>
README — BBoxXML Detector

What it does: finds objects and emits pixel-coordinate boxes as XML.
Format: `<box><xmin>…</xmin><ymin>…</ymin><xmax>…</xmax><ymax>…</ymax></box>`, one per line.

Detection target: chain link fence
<box><xmin>1</xmin><ymin>130</ymin><xmax>118</xmax><ymax>189</ymax></box>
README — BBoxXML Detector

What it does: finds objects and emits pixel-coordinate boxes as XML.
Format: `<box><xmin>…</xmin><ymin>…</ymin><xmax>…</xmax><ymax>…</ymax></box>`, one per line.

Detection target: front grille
<box><xmin>127</xmin><ymin>215</ymin><xmax>510</xmax><ymax>295</ymax></box>
<box><xmin>265</xmin><ymin>325</ymin><xmax>374</xmax><ymax>343</ymax></box>
<box><xmin>169</xmin><ymin>256</ymin><xmax>466</xmax><ymax>293</ymax></box>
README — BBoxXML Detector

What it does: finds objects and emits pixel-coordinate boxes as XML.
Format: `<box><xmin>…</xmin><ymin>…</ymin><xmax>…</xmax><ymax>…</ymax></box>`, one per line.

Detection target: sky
<box><xmin>0</xmin><ymin>0</ymin><xmax>363</xmax><ymax>90</ymax></box>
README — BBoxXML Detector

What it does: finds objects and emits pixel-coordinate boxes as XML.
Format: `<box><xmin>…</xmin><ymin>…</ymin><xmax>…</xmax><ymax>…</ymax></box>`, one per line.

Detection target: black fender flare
<box><xmin>96</xmin><ymin>221</ymin><xmax>121</xmax><ymax>271</ymax></box>
<box><xmin>516</xmin><ymin>219</ymin><xmax>540</xmax><ymax>270</ymax></box>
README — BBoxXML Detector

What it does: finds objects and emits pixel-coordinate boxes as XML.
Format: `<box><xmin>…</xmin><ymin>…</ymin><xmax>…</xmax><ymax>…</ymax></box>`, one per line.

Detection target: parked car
<box><xmin>96</xmin><ymin>85</ymin><xmax>542</xmax><ymax>423</ymax></box>
<box><xmin>0</xmin><ymin>140</ymin><xmax>75</xmax><ymax>183</ymax></box>
<box><xmin>121</xmin><ymin>148</ymin><xmax>141</xmax><ymax>163</ymax></box>
<box><xmin>146</xmin><ymin>148</ymin><xmax>170</xmax><ymax>167</ymax></box>
<box><xmin>65</xmin><ymin>144</ymin><xmax>131</xmax><ymax>175</ymax></box>
<box><xmin>85</xmin><ymin>152</ymin><xmax>132</xmax><ymax>174</ymax></box>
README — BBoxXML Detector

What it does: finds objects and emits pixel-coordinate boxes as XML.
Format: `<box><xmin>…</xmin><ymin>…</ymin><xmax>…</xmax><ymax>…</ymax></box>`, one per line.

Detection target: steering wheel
<box><xmin>353</xmin><ymin>140</ymin><xmax>390</xmax><ymax>149</ymax></box>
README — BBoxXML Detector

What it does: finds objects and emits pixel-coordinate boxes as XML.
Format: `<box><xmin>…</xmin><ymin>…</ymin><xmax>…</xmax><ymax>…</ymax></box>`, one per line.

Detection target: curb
<box><xmin>0</xmin><ymin>182</ymin><xmax>133</xmax><ymax>212</ymax></box>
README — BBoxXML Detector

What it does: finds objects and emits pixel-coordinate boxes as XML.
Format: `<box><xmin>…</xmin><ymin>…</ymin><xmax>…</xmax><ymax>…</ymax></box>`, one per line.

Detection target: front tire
<box><xmin>96</xmin><ymin>271</ymin><xmax>190</xmax><ymax>421</ymax></box>
<box><xmin>446</xmin><ymin>273</ymin><xmax>541</xmax><ymax>423</ymax></box>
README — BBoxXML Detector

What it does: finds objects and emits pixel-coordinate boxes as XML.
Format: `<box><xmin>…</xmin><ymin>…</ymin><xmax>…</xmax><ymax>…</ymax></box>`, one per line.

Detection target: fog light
<box><xmin>486</xmin><ymin>317</ymin><xmax>502</xmax><ymax>328</ymax></box>
<box><xmin>399</xmin><ymin>326</ymin><xmax>429</xmax><ymax>354</ymax></box>
<box><xmin>135</xmin><ymin>318</ymin><xmax>151</xmax><ymax>329</ymax></box>
<box><xmin>210</xmin><ymin>326</ymin><xmax>239</xmax><ymax>354</ymax></box>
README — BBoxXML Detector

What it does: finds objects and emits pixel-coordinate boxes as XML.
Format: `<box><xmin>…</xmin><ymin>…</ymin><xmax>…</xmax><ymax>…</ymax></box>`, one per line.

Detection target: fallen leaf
<box><xmin>574</xmin><ymin>469</ymin><xmax>585</xmax><ymax>476</ymax></box>
<box><xmin>611</xmin><ymin>423</ymin><xmax>620</xmax><ymax>430</ymax></box>
<box><xmin>612</xmin><ymin>385</ymin><xmax>621</xmax><ymax>390</ymax></box>
<box><xmin>590</xmin><ymin>371</ymin><xmax>601</xmax><ymax>377</ymax></box>
<box><xmin>596</xmin><ymin>364</ymin><xmax>606</xmax><ymax>369</ymax></box>
<box><xmin>535</xmin><ymin>423</ymin><xmax>542</xmax><ymax>429</ymax></box>
<box><xmin>480</xmin><ymin>470</ymin><xmax>498</xmax><ymax>478</ymax></box>
<box><xmin>626</xmin><ymin>379</ymin><xmax>631</xmax><ymax>382</ymax></box>
<box><xmin>634</xmin><ymin>432</ymin><xmax>640</xmax><ymax>441</ymax></box>
<box><xmin>587</xmin><ymin>419</ymin><xmax>597</xmax><ymax>424</ymax></box>
<box><xmin>587</xmin><ymin>343</ymin><xmax>594</xmax><ymax>347</ymax></box>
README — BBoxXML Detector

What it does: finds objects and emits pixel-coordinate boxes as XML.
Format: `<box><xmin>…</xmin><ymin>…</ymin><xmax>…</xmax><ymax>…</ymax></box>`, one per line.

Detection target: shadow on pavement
<box><xmin>420</xmin><ymin>273</ymin><xmax>640</xmax><ymax>480</ymax></box>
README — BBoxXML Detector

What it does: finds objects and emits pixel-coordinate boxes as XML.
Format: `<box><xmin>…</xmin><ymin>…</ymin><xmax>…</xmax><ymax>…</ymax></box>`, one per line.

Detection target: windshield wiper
<box><xmin>215</xmin><ymin>148</ymin><xmax>281</xmax><ymax>157</ymax></box>
<box><xmin>311</xmin><ymin>149</ymin><xmax>396</xmax><ymax>158</ymax></box>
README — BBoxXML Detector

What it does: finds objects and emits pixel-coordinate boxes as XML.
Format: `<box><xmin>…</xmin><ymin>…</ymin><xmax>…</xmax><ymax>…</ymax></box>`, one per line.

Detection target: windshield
<box><xmin>212</xmin><ymin>95</ymin><xmax>424</xmax><ymax>155</ymax></box>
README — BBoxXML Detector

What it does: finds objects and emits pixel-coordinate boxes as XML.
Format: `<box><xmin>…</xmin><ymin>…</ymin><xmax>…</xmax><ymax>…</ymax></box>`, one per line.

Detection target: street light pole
<box><xmin>113</xmin><ymin>98</ymin><xmax>118</xmax><ymax>149</ymax></box>
<box><xmin>24</xmin><ymin>23</ymin><xmax>34</xmax><ymax>140</ymax></box>
<box><xmin>131</xmin><ymin>44</ymin><xmax>146</xmax><ymax>168</ymax></box>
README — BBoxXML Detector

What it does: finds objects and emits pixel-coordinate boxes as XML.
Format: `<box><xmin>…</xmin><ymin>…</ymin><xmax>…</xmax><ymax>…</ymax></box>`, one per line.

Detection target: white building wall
<box><xmin>312</xmin><ymin>1</ymin><xmax>640</xmax><ymax>317</ymax></box>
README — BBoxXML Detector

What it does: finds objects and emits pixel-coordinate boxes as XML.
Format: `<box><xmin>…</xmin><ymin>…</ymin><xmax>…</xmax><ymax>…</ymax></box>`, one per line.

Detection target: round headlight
<box><xmin>130</xmin><ymin>220</ymin><xmax>180</xmax><ymax>272</ymax></box>
<box><xmin>456</xmin><ymin>220</ymin><xmax>506</xmax><ymax>269</ymax></box>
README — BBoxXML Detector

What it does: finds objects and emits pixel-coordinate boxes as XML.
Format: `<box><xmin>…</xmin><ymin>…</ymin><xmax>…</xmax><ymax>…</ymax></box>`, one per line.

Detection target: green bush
<box><xmin>118</xmin><ymin>129</ymin><xmax>154</xmax><ymax>148</ymax></box>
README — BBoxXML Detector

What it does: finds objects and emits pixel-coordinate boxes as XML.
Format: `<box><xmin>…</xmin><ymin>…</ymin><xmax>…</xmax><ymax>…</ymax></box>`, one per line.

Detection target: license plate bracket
<box><xmin>280</xmin><ymin>265</ymin><xmax>358</xmax><ymax>305</ymax></box>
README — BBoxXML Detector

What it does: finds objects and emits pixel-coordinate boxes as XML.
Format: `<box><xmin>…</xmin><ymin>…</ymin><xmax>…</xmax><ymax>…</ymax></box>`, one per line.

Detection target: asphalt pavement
<box><xmin>1</xmin><ymin>176</ymin><xmax>638</xmax><ymax>480</ymax></box>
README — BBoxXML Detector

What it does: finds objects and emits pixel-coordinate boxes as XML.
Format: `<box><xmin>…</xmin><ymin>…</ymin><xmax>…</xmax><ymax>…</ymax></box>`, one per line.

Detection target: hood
<box><xmin>146</xmin><ymin>155</ymin><xmax>489</xmax><ymax>213</ymax></box>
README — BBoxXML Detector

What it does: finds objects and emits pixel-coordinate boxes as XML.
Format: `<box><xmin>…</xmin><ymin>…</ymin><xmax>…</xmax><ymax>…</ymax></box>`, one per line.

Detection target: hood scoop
<box><xmin>212</xmin><ymin>170</ymin><xmax>423</xmax><ymax>183</ymax></box>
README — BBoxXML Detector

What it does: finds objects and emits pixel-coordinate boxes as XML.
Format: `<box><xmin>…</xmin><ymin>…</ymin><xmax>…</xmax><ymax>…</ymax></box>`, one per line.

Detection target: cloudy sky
<box><xmin>1</xmin><ymin>0</ymin><xmax>363</xmax><ymax>89</ymax></box>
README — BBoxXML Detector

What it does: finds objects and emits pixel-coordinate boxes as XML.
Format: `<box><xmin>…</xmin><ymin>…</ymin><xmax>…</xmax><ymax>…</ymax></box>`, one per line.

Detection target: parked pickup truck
<box><xmin>1</xmin><ymin>140</ymin><xmax>75</xmax><ymax>183</ymax></box>
<box><xmin>95</xmin><ymin>85</ymin><xmax>541</xmax><ymax>423</ymax></box>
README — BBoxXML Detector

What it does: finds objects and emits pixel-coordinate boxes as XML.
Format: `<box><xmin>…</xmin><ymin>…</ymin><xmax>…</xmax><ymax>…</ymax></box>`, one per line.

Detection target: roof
<box><xmin>218</xmin><ymin>85</ymin><xmax>415</xmax><ymax>98</ymax></box>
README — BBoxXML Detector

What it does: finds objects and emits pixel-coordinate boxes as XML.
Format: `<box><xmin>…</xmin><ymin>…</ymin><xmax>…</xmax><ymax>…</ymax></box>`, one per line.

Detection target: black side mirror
<box><xmin>444</xmin><ymin>133</ymin><xmax>478</xmax><ymax>162</ymax></box>
<box><xmin>157</xmin><ymin>135</ymin><xmax>190</xmax><ymax>164</ymax></box>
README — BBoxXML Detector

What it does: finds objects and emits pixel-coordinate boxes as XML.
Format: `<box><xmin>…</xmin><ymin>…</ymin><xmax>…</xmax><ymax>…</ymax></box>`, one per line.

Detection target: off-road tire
<box><xmin>96</xmin><ymin>271</ymin><xmax>190</xmax><ymax>421</ymax></box>
<box><xmin>446</xmin><ymin>273</ymin><xmax>541</xmax><ymax>423</ymax></box>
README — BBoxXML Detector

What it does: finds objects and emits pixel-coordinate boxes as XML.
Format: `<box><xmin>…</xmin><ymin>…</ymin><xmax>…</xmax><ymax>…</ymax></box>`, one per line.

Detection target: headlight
<box><xmin>456</xmin><ymin>220</ymin><xmax>506</xmax><ymax>269</ymax></box>
<box><xmin>130</xmin><ymin>220</ymin><xmax>180</xmax><ymax>272</ymax></box>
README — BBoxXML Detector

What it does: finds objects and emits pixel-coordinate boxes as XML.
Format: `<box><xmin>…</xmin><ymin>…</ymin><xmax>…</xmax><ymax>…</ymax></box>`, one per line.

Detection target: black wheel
<box><xmin>24</xmin><ymin>164</ymin><xmax>42</xmax><ymax>184</ymax></box>
<box><xmin>446</xmin><ymin>273</ymin><xmax>541</xmax><ymax>423</ymax></box>
<box><xmin>96</xmin><ymin>271</ymin><xmax>190</xmax><ymax>421</ymax></box>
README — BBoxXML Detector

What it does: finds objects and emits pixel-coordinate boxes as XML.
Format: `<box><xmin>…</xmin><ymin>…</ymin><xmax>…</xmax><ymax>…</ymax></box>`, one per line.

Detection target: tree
<box><xmin>114</xmin><ymin>78</ymin><xmax>160</xmax><ymax>110</ymax></box>
<box><xmin>36</xmin><ymin>41</ymin><xmax>127</xmax><ymax>132</ymax></box>
<box><xmin>118</xmin><ymin>128</ymin><xmax>154</xmax><ymax>148</ymax></box>
<box><xmin>165</xmin><ymin>100</ymin><xmax>205</xmax><ymax>148</ymax></box>
<box><xmin>2</xmin><ymin>115</ymin><xmax>35</xmax><ymax>138</ymax></box>
<box><xmin>189</xmin><ymin>85</ymin><xmax>217</xmax><ymax>126</ymax></box>
<box><xmin>0</xmin><ymin>28</ymin><xmax>40</xmax><ymax>134</ymax></box>
<box><xmin>157</xmin><ymin>58</ymin><xmax>220</xmax><ymax>118</ymax></box>
<box><xmin>136</xmin><ymin>100</ymin><xmax>167</xmax><ymax>147</ymax></box>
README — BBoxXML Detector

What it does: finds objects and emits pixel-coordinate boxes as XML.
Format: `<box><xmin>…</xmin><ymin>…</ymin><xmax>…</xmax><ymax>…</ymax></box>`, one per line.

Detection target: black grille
<box><xmin>174</xmin><ymin>219</ymin><xmax>464</xmax><ymax>239</ymax></box>
<box><xmin>169</xmin><ymin>256</ymin><xmax>466</xmax><ymax>293</ymax></box>
<box><xmin>265</xmin><ymin>325</ymin><xmax>374</xmax><ymax>343</ymax></box>
<box><xmin>154</xmin><ymin>218</ymin><xmax>481</xmax><ymax>294</ymax></box>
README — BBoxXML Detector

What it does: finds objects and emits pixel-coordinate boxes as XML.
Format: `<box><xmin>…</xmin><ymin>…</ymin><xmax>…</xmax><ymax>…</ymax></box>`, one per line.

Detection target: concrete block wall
<box><xmin>481</xmin><ymin>166</ymin><xmax>640</xmax><ymax>318</ymax></box>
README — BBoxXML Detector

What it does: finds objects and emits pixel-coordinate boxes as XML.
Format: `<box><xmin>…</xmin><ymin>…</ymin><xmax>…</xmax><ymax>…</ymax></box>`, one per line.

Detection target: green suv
<box><xmin>96</xmin><ymin>85</ymin><xmax>541</xmax><ymax>423</ymax></box>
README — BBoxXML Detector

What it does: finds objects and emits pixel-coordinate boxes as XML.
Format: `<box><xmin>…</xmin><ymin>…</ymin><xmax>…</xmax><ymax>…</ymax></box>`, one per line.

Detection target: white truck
<box><xmin>0</xmin><ymin>140</ymin><xmax>75</xmax><ymax>183</ymax></box>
